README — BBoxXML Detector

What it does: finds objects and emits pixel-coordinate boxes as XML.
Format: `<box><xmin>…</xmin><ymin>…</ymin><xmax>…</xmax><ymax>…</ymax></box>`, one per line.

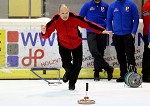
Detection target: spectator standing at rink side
<box><xmin>142</xmin><ymin>0</ymin><xmax>150</xmax><ymax>82</ymax></box>
<box><xmin>41</xmin><ymin>4</ymin><xmax>112</xmax><ymax>90</ymax></box>
<box><xmin>79</xmin><ymin>0</ymin><xmax>113</xmax><ymax>81</ymax></box>
<box><xmin>107</xmin><ymin>0</ymin><xmax>139</xmax><ymax>82</ymax></box>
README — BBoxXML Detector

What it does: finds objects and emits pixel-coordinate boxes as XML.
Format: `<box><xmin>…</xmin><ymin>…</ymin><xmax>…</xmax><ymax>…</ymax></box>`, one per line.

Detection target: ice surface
<box><xmin>0</xmin><ymin>79</ymin><xmax>150</xmax><ymax>106</ymax></box>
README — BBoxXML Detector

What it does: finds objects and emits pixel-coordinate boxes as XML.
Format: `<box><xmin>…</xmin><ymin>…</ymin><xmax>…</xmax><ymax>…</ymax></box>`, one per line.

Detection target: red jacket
<box><xmin>41</xmin><ymin>12</ymin><xmax>105</xmax><ymax>49</ymax></box>
<box><xmin>142</xmin><ymin>0</ymin><xmax>150</xmax><ymax>35</ymax></box>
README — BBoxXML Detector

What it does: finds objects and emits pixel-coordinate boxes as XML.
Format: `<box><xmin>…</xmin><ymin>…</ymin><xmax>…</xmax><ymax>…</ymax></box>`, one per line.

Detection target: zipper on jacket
<box><xmin>64</xmin><ymin>21</ymin><xmax>74</xmax><ymax>49</ymax></box>
<box><xmin>120</xmin><ymin>7</ymin><xmax>123</xmax><ymax>34</ymax></box>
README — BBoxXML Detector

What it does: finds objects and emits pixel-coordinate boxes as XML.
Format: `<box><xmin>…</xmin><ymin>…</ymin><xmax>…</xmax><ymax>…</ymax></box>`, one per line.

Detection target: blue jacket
<box><xmin>79</xmin><ymin>0</ymin><xmax>108</xmax><ymax>32</ymax></box>
<box><xmin>107</xmin><ymin>0</ymin><xmax>139</xmax><ymax>35</ymax></box>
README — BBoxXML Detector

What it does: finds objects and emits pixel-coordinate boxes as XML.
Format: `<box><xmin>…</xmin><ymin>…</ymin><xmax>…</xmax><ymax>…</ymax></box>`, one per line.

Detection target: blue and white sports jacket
<box><xmin>107</xmin><ymin>0</ymin><xmax>139</xmax><ymax>35</ymax></box>
<box><xmin>79</xmin><ymin>0</ymin><xmax>108</xmax><ymax>32</ymax></box>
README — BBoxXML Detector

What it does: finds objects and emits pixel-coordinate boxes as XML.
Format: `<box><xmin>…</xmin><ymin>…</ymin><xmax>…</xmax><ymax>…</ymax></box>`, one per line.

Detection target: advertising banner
<box><xmin>0</xmin><ymin>19</ymin><xmax>144</xmax><ymax>69</ymax></box>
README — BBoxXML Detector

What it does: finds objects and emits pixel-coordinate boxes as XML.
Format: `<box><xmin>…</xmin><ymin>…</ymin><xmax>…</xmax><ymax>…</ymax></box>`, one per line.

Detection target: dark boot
<box><xmin>143</xmin><ymin>75</ymin><xmax>150</xmax><ymax>83</ymax></box>
<box><xmin>63</xmin><ymin>72</ymin><xmax>70</xmax><ymax>83</ymax></box>
<box><xmin>143</xmin><ymin>78</ymin><xmax>150</xmax><ymax>83</ymax></box>
<box><xmin>116</xmin><ymin>77</ymin><xmax>124</xmax><ymax>82</ymax></box>
<box><xmin>69</xmin><ymin>83</ymin><xmax>75</xmax><ymax>90</ymax></box>
<box><xmin>104</xmin><ymin>65</ymin><xmax>114</xmax><ymax>81</ymax></box>
<box><xmin>94</xmin><ymin>71</ymin><xmax>100</xmax><ymax>81</ymax></box>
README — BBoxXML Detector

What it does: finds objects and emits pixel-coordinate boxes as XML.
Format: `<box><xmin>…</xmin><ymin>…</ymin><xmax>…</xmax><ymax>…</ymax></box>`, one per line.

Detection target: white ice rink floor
<box><xmin>0</xmin><ymin>79</ymin><xmax>150</xmax><ymax>106</ymax></box>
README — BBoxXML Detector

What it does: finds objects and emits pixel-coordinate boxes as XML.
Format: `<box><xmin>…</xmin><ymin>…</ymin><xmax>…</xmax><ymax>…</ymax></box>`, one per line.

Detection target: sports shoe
<box><xmin>143</xmin><ymin>77</ymin><xmax>150</xmax><ymax>83</ymax></box>
<box><xmin>94</xmin><ymin>71</ymin><xmax>100</xmax><ymax>81</ymax></box>
<box><xmin>69</xmin><ymin>84</ymin><xmax>75</xmax><ymax>90</ymax></box>
<box><xmin>104</xmin><ymin>65</ymin><xmax>114</xmax><ymax>81</ymax></box>
<box><xmin>116</xmin><ymin>77</ymin><xmax>124</xmax><ymax>82</ymax></box>
<box><xmin>63</xmin><ymin>72</ymin><xmax>69</xmax><ymax>83</ymax></box>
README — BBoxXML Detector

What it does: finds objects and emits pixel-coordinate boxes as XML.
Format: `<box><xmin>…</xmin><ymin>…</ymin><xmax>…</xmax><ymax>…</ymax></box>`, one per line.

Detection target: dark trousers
<box><xmin>142</xmin><ymin>35</ymin><xmax>150</xmax><ymax>78</ymax></box>
<box><xmin>87</xmin><ymin>32</ymin><xmax>108</xmax><ymax>72</ymax></box>
<box><xmin>112</xmin><ymin>34</ymin><xmax>136</xmax><ymax>77</ymax></box>
<box><xmin>59</xmin><ymin>44</ymin><xmax>82</xmax><ymax>85</ymax></box>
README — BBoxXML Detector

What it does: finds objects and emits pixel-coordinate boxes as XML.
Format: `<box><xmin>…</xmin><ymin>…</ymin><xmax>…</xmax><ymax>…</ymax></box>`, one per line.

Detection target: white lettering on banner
<box><xmin>0</xmin><ymin>19</ymin><xmax>144</xmax><ymax>68</ymax></box>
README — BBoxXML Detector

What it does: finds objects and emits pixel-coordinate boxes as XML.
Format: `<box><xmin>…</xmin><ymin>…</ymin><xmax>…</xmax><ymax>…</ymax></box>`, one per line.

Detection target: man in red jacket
<box><xmin>142</xmin><ymin>0</ymin><xmax>150</xmax><ymax>82</ymax></box>
<box><xmin>41</xmin><ymin>4</ymin><xmax>113</xmax><ymax>90</ymax></box>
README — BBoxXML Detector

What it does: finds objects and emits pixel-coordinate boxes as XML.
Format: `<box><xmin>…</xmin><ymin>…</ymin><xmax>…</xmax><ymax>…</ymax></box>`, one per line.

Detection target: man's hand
<box><xmin>41</xmin><ymin>25</ymin><xmax>46</xmax><ymax>34</ymax></box>
<box><xmin>148</xmin><ymin>43</ymin><xmax>150</xmax><ymax>49</ymax></box>
<box><xmin>102</xmin><ymin>30</ymin><xmax>113</xmax><ymax>37</ymax></box>
<box><xmin>131</xmin><ymin>33</ymin><xmax>135</xmax><ymax>38</ymax></box>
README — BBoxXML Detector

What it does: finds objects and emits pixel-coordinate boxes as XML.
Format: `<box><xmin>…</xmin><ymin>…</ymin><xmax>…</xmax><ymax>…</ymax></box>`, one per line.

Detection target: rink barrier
<box><xmin>0</xmin><ymin>68</ymin><xmax>142</xmax><ymax>79</ymax></box>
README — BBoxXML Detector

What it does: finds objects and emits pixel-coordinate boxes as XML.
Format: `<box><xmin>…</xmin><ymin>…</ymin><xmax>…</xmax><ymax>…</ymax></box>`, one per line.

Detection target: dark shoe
<box><xmin>63</xmin><ymin>72</ymin><xmax>69</xmax><ymax>83</ymax></box>
<box><xmin>69</xmin><ymin>84</ymin><xmax>75</xmax><ymax>90</ymax></box>
<box><xmin>143</xmin><ymin>77</ymin><xmax>150</xmax><ymax>83</ymax></box>
<box><xmin>104</xmin><ymin>66</ymin><xmax>114</xmax><ymax>81</ymax></box>
<box><xmin>94</xmin><ymin>71</ymin><xmax>100</xmax><ymax>81</ymax></box>
<box><xmin>116</xmin><ymin>77</ymin><xmax>124</xmax><ymax>82</ymax></box>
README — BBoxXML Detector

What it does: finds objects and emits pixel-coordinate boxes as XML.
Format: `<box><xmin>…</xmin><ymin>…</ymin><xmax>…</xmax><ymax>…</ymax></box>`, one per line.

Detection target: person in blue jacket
<box><xmin>107</xmin><ymin>0</ymin><xmax>139</xmax><ymax>82</ymax></box>
<box><xmin>79</xmin><ymin>0</ymin><xmax>114</xmax><ymax>81</ymax></box>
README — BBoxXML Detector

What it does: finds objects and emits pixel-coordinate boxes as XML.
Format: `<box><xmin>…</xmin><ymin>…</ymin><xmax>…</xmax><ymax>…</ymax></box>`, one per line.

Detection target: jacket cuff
<box><xmin>41</xmin><ymin>32</ymin><xmax>45</xmax><ymax>36</ymax></box>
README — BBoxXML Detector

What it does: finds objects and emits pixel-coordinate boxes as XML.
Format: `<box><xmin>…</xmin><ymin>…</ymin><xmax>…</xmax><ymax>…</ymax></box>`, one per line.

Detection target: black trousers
<box><xmin>142</xmin><ymin>35</ymin><xmax>150</xmax><ymax>78</ymax></box>
<box><xmin>112</xmin><ymin>34</ymin><xmax>136</xmax><ymax>77</ymax></box>
<box><xmin>59</xmin><ymin>44</ymin><xmax>82</xmax><ymax>85</ymax></box>
<box><xmin>87</xmin><ymin>32</ymin><xmax>108</xmax><ymax>72</ymax></box>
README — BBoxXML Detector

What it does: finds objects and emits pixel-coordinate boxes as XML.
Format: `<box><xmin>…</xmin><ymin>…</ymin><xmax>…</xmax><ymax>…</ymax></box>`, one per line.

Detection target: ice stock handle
<box><xmin>86</xmin><ymin>83</ymin><xmax>88</xmax><ymax>91</ymax></box>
